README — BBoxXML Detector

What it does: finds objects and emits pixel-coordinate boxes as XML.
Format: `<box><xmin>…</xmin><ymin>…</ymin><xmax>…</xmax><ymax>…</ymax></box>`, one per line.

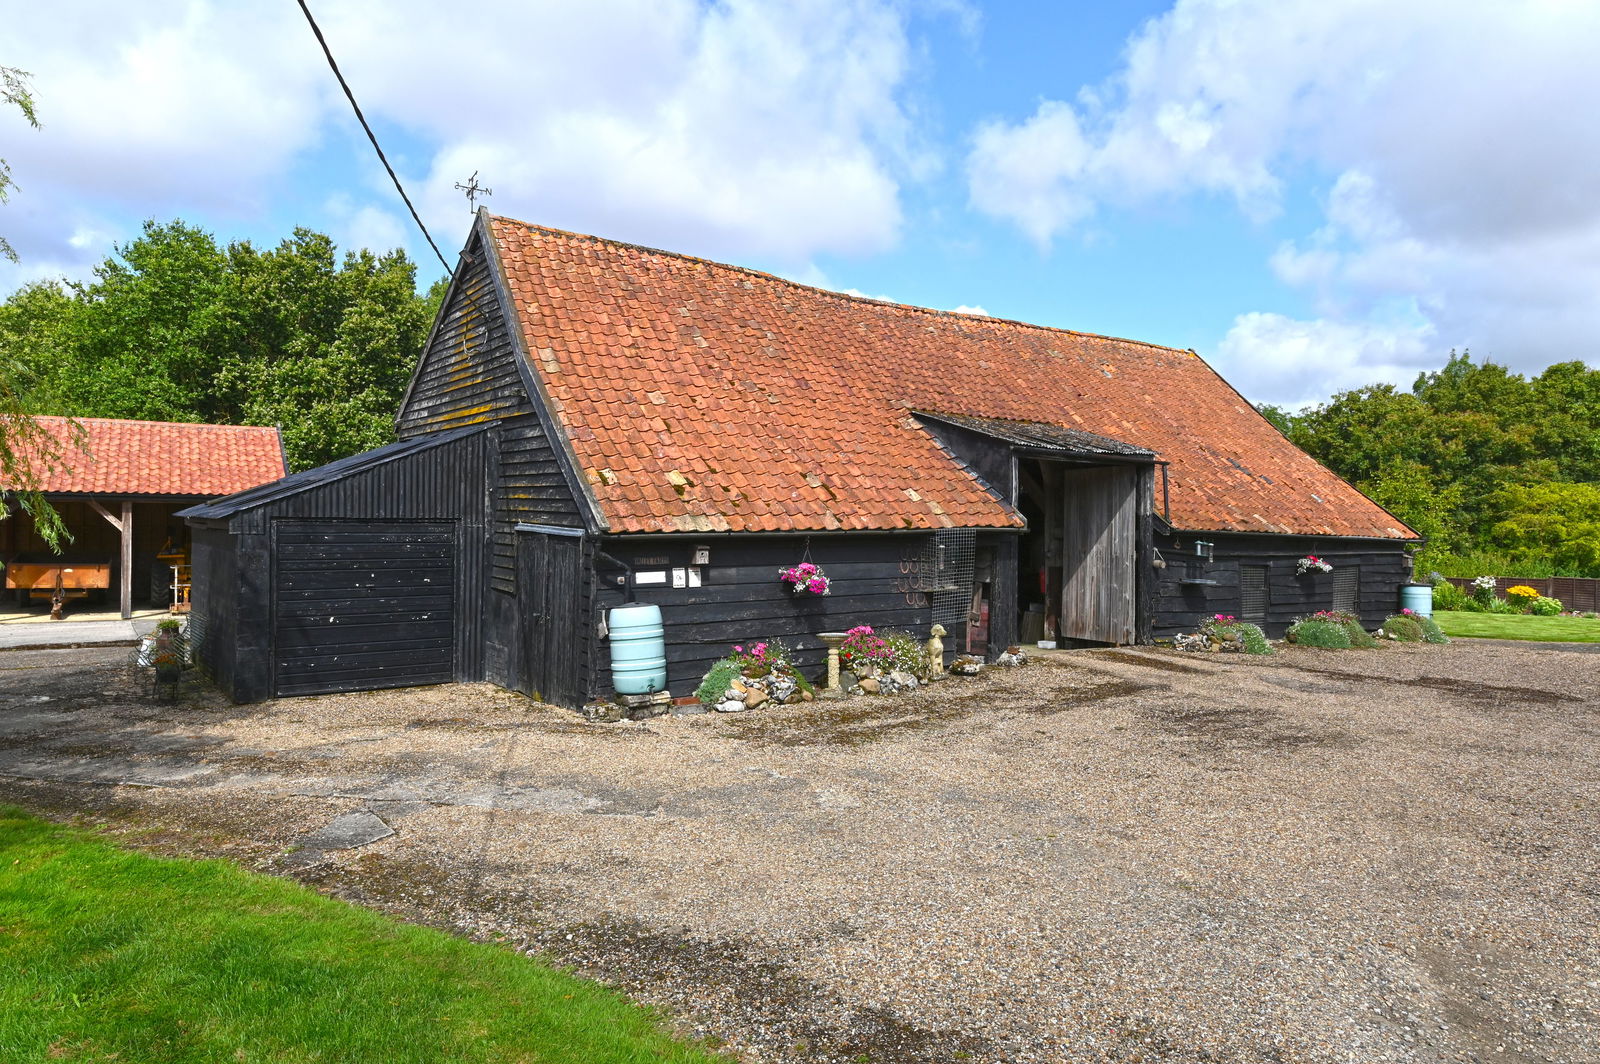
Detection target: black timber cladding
<box><xmin>490</xmin><ymin>415</ymin><xmax>584</xmax><ymax>592</ymax></box>
<box><xmin>397</xmin><ymin>228</ymin><xmax>534</xmax><ymax>437</ymax></box>
<box><xmin>591</xmin><ymin>535</ymin><xmax>934</xmax><ymax>697</ymax></box>
<box><xmin>179</xmin><ymin>428</ymin><xmax>491</xmax><ymax>703</ymax></box>
<box><xmin>1153</xmin><ymin>530</ymin><xmax>1409</xmax><ymax>638</ymax></box>
<box><xmin>272</xmin><ymin>522</ymin><xmax>455</xmax><ymax>696</ymax></box>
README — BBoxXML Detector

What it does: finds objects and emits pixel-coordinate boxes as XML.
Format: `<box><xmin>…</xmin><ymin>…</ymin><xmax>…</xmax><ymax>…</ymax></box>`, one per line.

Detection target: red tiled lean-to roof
<box><xmin>486</xmin><ymin>215</ymin><xmax>1417</xmax><ymax>539</ymax></box>
<box><xmin>5</xmin><ymin>417</ymin><xmax>287</xmax><ymax>497</ymax></box>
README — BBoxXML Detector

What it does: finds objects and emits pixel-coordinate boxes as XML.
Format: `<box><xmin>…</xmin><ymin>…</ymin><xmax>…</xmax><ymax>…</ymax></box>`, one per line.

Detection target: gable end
<box><xmin>397</xmin><ymin>227</ymin><xmax>533</xmax><ymax>437</ymax></box>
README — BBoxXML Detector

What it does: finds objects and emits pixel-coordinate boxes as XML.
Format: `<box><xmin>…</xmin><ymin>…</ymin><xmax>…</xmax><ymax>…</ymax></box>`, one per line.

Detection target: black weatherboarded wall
<box><xmin>1152</xmin><ymin>530</ymin><xmax>1411</xmax><ymax>639</ymax></box>
<box><xmin>182</xmin><ymin>428</ymin><xmax>491</xmax><ymax>702</ymax></box>
<box><xmin>590</xmin><ymin>535</ymin><xmax>937</xmax><ymax>697</ymax></box>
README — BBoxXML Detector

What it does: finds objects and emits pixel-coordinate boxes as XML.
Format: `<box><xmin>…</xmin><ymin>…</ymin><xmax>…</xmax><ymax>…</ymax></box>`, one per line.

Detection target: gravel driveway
<box><xmin>2</xmin><ymin>641</ymin><xmax>1597</xmax><ymax>1063</ymax></box>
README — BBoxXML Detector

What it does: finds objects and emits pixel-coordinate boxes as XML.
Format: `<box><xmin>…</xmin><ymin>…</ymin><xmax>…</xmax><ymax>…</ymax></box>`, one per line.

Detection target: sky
<box><xmin>4</xmin><ymin>0</ymin><xmax>1599</xmax><ymax>409</ymax></box>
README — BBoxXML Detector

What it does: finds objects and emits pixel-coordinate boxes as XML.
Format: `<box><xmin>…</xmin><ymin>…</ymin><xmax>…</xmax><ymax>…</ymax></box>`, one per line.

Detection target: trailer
<box><xmin>5</xmin><ymin>555</ymin><xmax>113</xmax><ymax>618</ymax></box>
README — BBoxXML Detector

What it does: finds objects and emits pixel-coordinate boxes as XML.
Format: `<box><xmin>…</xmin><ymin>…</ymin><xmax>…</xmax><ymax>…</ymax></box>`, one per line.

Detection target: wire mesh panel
<box><xmin>1332</xmin><ymin>566</ymin><xmax>1359</xmax><ymax>613</ymax></box>
<box><xmin>927</xmin><ymin>529</ymin><xmax>976</xmax><ymax>627</ymax></box>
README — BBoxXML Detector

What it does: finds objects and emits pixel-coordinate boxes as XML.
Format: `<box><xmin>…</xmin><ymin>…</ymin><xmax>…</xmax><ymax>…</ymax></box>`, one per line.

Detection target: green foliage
<box><xmin>694</xmin><ymin>659</ymin><xmax>743</xmax><ymax>705</ymax></box>
<box><xmin>4</xmin><ymin>220</ymin><xmax>443</xmax><ymax>471</ymax></box>
<box><xmin>1383</xmin><ymin>615</ymin><xmax>1425</xmax><ymax>642</ymax></box>
<box><xmin>1201</xmin><ymin>614</ymin><xmax>1273</xmax><ymax>654</ymax></box>
<box><xmin>1</xmin><ymin>64</ymin><xmax>40</xmax><ymax>264</ymax></box>
<box><xmin>881</xmin><ymin>630</ymin><xmax>931</xmax><ymax>673</ymax></box>
<box><xmin>1488</xmin><ymin>482</ymin><xmax>1600</xmax><ymax>575</ymax></box>
<box><xmin>1341</xmin><ymin>619</ymin><xmax>1379</xmax><ymax>648</ymax></box>
<box><xmin>0</xmin><ymin>808</ymin><xmax>718</xmax><ymax>1064</ymax></box>
<box><xmin>1287</xmin><ymin>617</ymin><xmax>1353</xmax><ymax>649</ymax></box>
<box><xmin>1280</xmin><ymin>351</ymin><xmax>1600</xmax><ymax>577</ymax></box>
<box><xmin>1416</xmin><ymin>615</ymin><xmax>1450</xmax><ymax>644</ymax></box>
<box><xmin>1430</xmin><ymin>580</ymin><xmax>1467</xmax><ymax>611</ymax></box>
<box><xmin>1530</xmin><ymin>596</ymin><xmax>1563</xmax><ymax>617</ymax></box>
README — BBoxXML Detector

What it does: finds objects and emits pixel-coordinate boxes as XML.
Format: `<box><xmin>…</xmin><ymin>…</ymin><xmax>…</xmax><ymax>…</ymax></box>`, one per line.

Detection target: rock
<box><xmin>729</xmin><ymin>678</ymin><xmax>750</xmax><ymax>696</ymax></box>
<box><xmin>800</xmin><ymin>688</ymin><xmax>815</xmax><ymax>702</ymax></box>
<box><xmin>858</xmin><ymin>677</ymin><xmax>881</xmax><ymax>694</ymax></box>
<box><xmin>768</xmin><ymin>676</ymin><xmax>797</xmax><ymax>703</ymax></box>
<box><xmin>744</xmin><ymin>688</ymin><xmax>769</xmax><ymax>709</ymax></box>
<box><xmin>580</xmin><ymin>700</ymin><xmax>625</xmax><ymax>722</ymax></box>
<box><xmin>784</xmin><ymin>692</ymin><xmax>803</xmax><ymax>705</ymax></box>
<box><xmin>715</xmin><ymin>699</ymin><xmax>747</xmax><ymax>713</ymax></box>
<box><xmin>889</xmin><ymin>670</ymin><xmax>919</xmax><ymax>689</ymax></box>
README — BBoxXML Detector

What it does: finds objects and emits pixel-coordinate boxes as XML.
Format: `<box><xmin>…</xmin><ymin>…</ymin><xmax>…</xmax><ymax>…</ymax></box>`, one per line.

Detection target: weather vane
<box><xmin>454</xmin><ymin>170</ymin><xmax>493</xmax><ymax>212</ymax></box>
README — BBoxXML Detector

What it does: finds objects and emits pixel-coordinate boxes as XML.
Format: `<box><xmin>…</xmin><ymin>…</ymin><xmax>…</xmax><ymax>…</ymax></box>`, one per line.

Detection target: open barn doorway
<box><xmin>1015</xmin><ymin>459</ymin><xmax>1144</xmax><ymax>646</ymax></box>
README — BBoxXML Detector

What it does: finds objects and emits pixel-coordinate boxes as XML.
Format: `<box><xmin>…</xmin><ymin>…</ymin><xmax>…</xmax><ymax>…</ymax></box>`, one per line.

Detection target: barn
<box><xmin>184</xmin><ymin>211</ymin><xmax>1418</xmax><ymax>705</ymax></box>
<box><xmin>3</xmin><ymin>417</ymin><xmax>286</xmax><ymax>619</ymax></box>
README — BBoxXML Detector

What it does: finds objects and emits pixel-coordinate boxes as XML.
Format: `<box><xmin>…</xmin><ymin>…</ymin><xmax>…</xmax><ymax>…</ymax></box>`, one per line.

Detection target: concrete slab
<box><xmin>0</xmin><ymin>619</ymin><xmax>140</xmax><ymax>649</ymax></box>
<box><xmin>295</xmin><ymin>810</ymin><xmax>394</xmax><ymax>851</ymax></box>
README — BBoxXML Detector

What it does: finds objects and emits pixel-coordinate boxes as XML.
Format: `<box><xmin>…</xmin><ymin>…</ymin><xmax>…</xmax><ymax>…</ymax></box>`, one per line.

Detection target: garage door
<box><xmin>272</xmin><ymin>521</ymin><xmax>456</xmax><ymax>697</ymax></box>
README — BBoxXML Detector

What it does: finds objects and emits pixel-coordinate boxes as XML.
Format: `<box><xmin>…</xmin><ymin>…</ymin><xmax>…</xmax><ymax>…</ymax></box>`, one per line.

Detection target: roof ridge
<box><xmin>26</xmin><ymin>414</ymin><xmax>278</xmax><ymax>432</ymax></box>
<box><xmin>486</xmin><ymin>214</ymin><xmax>1195</xmax><ymax>358</ymax></box>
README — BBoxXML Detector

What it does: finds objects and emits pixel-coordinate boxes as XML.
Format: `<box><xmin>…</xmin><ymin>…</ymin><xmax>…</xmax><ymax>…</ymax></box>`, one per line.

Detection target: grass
<box><xmin>0</xmin><ymin>807</ymin><xmax>720</xmax><ymax>1064</ymax></box>
<box><xmin>1432</xmin><ymin>611</ymin><xmax>1600</xmax><ymax>643</ymax></box>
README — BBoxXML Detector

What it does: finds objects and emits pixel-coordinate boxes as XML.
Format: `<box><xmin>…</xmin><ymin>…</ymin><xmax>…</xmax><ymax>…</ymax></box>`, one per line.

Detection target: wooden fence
<box><xmin>1439</xmin><ymin>576</ymin><xmax>1600</xmax><ymax>612</ymax></box>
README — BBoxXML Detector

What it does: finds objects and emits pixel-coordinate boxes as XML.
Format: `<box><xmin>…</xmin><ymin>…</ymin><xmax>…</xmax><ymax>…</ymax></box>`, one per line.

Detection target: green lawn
<box><xmin>1432</xmin><ymin>611</ymin><xmax>1600</xmax><ymax>642</ymax></box>
<box><xmin>0</xmin><ymin>808</ymin><xmax>719</xmax><ymax>1064</ymax></box>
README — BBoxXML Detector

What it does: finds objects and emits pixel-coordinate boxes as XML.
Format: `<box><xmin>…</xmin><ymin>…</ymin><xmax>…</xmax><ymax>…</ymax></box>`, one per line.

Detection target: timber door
<box><xmin>271</xmin><ymin>520</ymin><xmax>457</xmax><ymax>696</ymax></box>
<box><xmin>517</xmin><ymin>527</ymin><xmax>585</xmax><ymax>707</ymax></box>
<box><xmin>1059</xmin><ymin>467</ymin><xmax>1137</xmax><ymax>644</ymax></box>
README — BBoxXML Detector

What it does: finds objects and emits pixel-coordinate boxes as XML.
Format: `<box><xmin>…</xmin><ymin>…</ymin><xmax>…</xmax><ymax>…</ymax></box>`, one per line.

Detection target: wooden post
<box><xmin>119</xmin><ymin>500</ymin><xmax>133</xmax><ymax>620</ymax></box>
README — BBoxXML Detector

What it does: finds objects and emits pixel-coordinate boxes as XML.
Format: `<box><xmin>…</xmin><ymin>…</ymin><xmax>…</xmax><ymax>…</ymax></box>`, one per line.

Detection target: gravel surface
<box><xmin>2</xmin><ymin>641</ymin><xmax>1597</xmax><ymax>1063</ymax></box>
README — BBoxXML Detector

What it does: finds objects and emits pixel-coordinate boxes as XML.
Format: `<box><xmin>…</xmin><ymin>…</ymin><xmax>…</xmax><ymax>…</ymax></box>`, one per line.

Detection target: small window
<box><xmin>1332</xmin><ymin>566</ymin><xmax>1359</xmax><ymax>613</ymax></box>
<box><xmin>1240</xmin><ymin>564</ymin><xmax>1268</xmax><ymax>620</ymax></box>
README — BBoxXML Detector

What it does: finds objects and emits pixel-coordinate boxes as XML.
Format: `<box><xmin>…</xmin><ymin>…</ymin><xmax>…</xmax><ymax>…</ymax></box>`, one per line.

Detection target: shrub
<box><xmin>1383</xmin><ymin>614</ymin><xmax>1425</xmax><ymax>642</ymax></box>
<box><xmin>1430</xmin><ymin>581</ymin><xmax>1467</xmax><ymax>611</ymax></box>
<box><xmin>1470</xmin><ymin>575</ymin><xmax>1498</xmax><ymax>609</ymax></box>
<box><xmin>694</xmin><ymin>659</ymin><xmax>743</xmax><ymax>705</ymax></box>
<box><xmin>1416</xmin><ymin>615</ymin><xmax>1450</xmax><ymax>644</ymax></box>
<box><xmin>1199</xmin><ymin>614</ymin><xmax>1273</xmax><ymax>654</ymax></box>
<box><xmin>1530</xmin><ymin>595</ymin><xmax>1563</xmax><ymax>616</ymax></box>
<box><xmin>880</xmin><ymin>630</ymin><xmax>930</xmax><ymax>675</ymax></box>
<box><xmin>1286</xmin><ymin>617</ymin><xmax>1352</xmax><ymax>649</ymax></box>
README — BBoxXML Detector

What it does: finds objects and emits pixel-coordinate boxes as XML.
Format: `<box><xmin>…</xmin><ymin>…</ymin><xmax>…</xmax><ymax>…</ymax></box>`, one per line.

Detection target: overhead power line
<box><xmin>295</xmin><ymin>0</ymin><xmax>453</xmax><ymax>275</ymax></box>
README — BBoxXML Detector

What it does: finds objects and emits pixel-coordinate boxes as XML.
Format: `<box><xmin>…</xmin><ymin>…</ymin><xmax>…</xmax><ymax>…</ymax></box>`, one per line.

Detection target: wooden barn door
<box><xmin>1059</xmin><ymin>466</ymin><xmax>1137</xmax><ymax>644</ymax></box>
<box><xmin>271</xmin><ymin>520</ymin><xmax>457</xmax><ymax>697</ymax></box>
<box><xmin>517</xmin><ymin>527</ymin><xmax>584</xmax><ymax>707</ymax></box>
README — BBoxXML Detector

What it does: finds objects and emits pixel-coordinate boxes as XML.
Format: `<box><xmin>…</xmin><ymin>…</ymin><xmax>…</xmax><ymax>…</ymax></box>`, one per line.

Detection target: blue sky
<box><xmin>6</xmin><ymin>1</ymin><xmax>1600</xmax><ymax>408</ymax></box>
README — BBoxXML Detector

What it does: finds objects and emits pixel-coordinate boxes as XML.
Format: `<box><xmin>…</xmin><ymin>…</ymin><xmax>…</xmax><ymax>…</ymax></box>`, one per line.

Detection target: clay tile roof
<box><xmin>486</xmin><ymin>215</ymin><xmax>1417</xmax><ymax>540</ymax></box>
<box><xmin>6</xmin><ymin>417</ymin><xmax>287</xmax><ymax>497</ymax></box>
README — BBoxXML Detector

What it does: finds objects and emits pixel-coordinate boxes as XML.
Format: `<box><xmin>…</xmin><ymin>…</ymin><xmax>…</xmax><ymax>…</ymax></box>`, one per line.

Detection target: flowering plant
<box><xmin>1471</xmin><ymin>575</ymin><xmax>1498</xmax><ymax>591</ymax></box>
<box><xmin>838</xmin><ymin>624</ymin><xmax>892</xmax><ymax>672</ymax></box>
<box><xmin>779</xmin><ymin>561</ymin><xmax>830</xmax><ymax>595</ymax></box>
<box><xmin>1296</xmin><ymin>555</ymin><xmax>1333</xmax><ymax>575</ymax></box>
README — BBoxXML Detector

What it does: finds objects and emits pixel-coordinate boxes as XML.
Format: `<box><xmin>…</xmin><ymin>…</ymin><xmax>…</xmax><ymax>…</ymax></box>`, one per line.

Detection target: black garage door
<box><xmin>272</xmin><ymin>521</ymin><xmax>456</xmax><ymax>697</ymax></box>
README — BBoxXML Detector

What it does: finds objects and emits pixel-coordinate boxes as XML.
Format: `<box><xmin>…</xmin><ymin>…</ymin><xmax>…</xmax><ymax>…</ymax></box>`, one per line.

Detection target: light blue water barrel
<box><xmin>1400</xmin><ymin>583</ymin><xmax>1434</xmax><ymax>617</ymax></box>
<box><xmin>609</xmin><ymin>603</ymin><xmax>667</xmax><ymax>694</ymax></box>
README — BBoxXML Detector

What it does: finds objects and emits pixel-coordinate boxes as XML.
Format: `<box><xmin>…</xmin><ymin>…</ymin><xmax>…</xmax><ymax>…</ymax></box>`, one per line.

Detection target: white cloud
<box><xmin>950</xmin><ymin>304</ymin><xmax>988</xmax><ymax>316</ymax></box>
<box><xmin>1216</xmin><ymin>310</ymin><xmax>1436</xmax><ymax>408</ymax></box>
<box><xmin>2</xmin><ymin>0</ymin><xmax>934</xmax><ymax>290</ymax></box>
<box><xmin>965</xmin><ymin>0</ymin><xmax>1600</xmax><ymax>390</ymax></box>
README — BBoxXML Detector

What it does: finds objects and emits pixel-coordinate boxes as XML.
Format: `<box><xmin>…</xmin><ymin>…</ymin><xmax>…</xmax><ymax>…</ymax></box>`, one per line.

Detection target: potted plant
<box><xmin>1296</xmin><ymin>554</ymin><xmax>1333</xmax><ymax>575</ymax></box>
<box><xmin>150</xmin><ymin>619</ymin><xmax>185</xmax><ymax>684</ymax></box>
<box><xmin>778</xmin><ymin>560</ymin><xmax>831</xmax><ymax>595</ymax></box>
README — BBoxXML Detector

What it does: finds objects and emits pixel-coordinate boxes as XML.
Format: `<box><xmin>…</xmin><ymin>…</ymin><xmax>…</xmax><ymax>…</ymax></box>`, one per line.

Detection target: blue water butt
<box><xmin>609</xmin><ymin>603</ymin><xmax>667</xmax><ymax>694</ymax></box>
<box><xmin>1400</xmin><ymin>583</ymin><xmax>1434</xmax><ymax>618</ymax></box>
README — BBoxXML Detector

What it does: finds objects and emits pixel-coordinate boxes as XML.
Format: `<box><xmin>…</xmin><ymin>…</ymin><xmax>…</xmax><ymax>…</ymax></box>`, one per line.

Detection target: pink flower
<box><xmin>733</xmin><ymin>645</ymin><xmax>744</xmax><ymax>653</ymax></box>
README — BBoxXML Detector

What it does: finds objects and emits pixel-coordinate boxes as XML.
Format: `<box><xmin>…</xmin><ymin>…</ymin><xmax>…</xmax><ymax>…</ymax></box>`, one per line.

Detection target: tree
<box><xmin>8</xmin><ymin>220</ymin><xmax>441</xmax><ymax>472</ymax></box>
<box><xmin>1489</xmin><ymin>482</ymin><xmax>1600</xmax><ymax>574</ymax></box>
<box><xmin>0</xmin><ymin>64</ymin><xmax>39</xmax><ymax>263</ymax></box>
<box><xmin>0</xmin><ymin>64</ymin><xmax>71</xmax><ymax>550</ymax></box>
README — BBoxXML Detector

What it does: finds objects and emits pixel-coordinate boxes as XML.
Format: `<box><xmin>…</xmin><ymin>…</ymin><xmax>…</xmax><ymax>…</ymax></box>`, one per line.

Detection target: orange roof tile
<box><xmin>6</xmin><ymin>417</ymin><xmax>286</xmax><ymax>497</ymax></box>
<box><xmin>486</xmin><ymin>216</ymin><xmax>1416</xmax><ymax>540</ymax></box>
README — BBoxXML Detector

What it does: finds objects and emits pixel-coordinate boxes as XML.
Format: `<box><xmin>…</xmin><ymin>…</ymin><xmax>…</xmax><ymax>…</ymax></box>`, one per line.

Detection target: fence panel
<box><xmin>1441</xmin><ymin>576</ymin><xmax>1598</xmax><ymax>611</ymax></box>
